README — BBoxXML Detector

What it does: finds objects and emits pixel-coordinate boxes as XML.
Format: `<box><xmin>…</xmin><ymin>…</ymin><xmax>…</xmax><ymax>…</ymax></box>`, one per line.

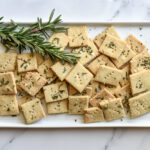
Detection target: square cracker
<box><xmin>130</xmin><ymin>51</ymin><xmax>150</xmax><ymax>73</ymax></box>
<box><xmin>112</xmin><ymin>44</ymin><xmax>135</xmax><ymax>68</ymax></box>
<box><xmin>38</xmin><ymin>59</ymin><xmax>57</xmax><ymax>84</ymax></box>
<box><xmin>69</xmin><ymin>85</ymin><xmax>92</xmax><ymax>97</ymax></box>
<box><xmin>99</xmin><ymin>34</ymin><xmax>126</xmax><ymax>59</ymax></box>
<box><xmin>115</xmin><ymin>84</ymin><xmax>132</xmax><ymax>108</ymax></box>
<box><xmin>100</xmin><ymin>83</ymin><xmax>121</xmax><ymax>95</ymax></box>
<box><xmin>21</xmin><ymin>98</ymin><xmax>45</xmax><ymax>124</ymax></box>
<box><xmin>0</xmin><ymin>53</ymin><xmax>17</xmax><ymax>72</ymax></box>
<box><xmin>19</xmin><ymin>72</ymin><xmax>47</xmax><ymax>96</ymax></box>
<box><xmin>88</xmin><ymin>79</ymin><xmax>100</xmax><ymax>96</ymax></box>
<box><xmin>90</xmin><ymin>89</ymin><xmax>115</xmax><ymax>107</ymax></box>
<box><xmin>100</xmin><ymin>98</ymin><xmax>125</xmax><ymax>121</ymax></box>
<box><xmin>84</xmin><ymin>107</ymin><xmax>104</xmax><ymax>123</ymax></box>
<box><xmin>51</xmin><ymin>62</ymin><xmax>73</xmax><ymax>81</ymax></box>
<box><xmin>48</xmin><ymin>33</ymin><xmax>69</xmax><ymax>50</ymax></box>
<box><xmin>129</xmin><ymin>70</ymin><xmax>150</xmax><ymax>95</ymax></box>
<box><xmin>18</xmin><ymin>95</ymin><xmax>34</xmax><ymax>109</ymax></box>
<box><xmin>67</xmin><ymin>26</ymin><xmax>88</xmax><ymax>47</ymax></box>
<box><xmin>119</xmin><ymin>65</ymin><xmax>130</xmax><ymax>87</ymax></box>
<box><xmin>0</xmin><ymin>72</ymin><xmax>17</xmax><ymax>95</ymax></box>
<box><xmin>95</xmin><ymin>65</ymin><xmax>123</xmax><ymax>86</ymax></box>
<box><xmin>72</xmin><ymin>39</ymin><xmax>99</xmax><ymax>65</ymax></box>
<box><xmin>128</xmin><ymin>91</ymin><xmax>150</xmax><ymax>118</ymax></box>
<box><xmin>87</xmin><ymin>54</ymin><xmax>115</xmax><ymax>75</ymax></box>
<box><xmin>47</xmin><ymin>99</ymin><xmax>68</xmax><ymax>114</ymax></box>
<box><xmin>126</xmin><ymin>34</ymin><xmax>146</xmax><ymax>54</ymax></box>
<box><xmin>43</xmin><ymin>81</ymin><xmax>68</xmax><ymax>103</ymax></box>
<box><xmin>94</xmin><ymin>26</ymin><xmax>120</xmax><ymax>48</ymax></box>
<box><xmin>0</xmin><ymin>95</ymin><xmax>19</xmax><ymax>115</ymax></box>
<box><xmin>17</xmin><ymin>53</ymin><xmax>38</xmax><ymax>73</ymax></box>
<box><xmin>68</xmin><ymin>95</ymin><xmax>89</xmax><ymax>115</ymax></box>
<box><xmin>65</xmin><ymin>63</ymin><xmax>93</xmax><ymax>93</ymax></box>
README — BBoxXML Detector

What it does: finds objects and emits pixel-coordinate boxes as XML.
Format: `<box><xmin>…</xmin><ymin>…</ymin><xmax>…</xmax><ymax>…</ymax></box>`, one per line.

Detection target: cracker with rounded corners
<box><xmin>65</xmin><ymin>63</ymin><xmax>93</xmax><ymax>93</ymax></box>
<box><xmin>99</xmin><ymin>34</ymin><xmax>126</xmax><ymax>59</ymax></box>
<box><xmin>68</xmin><ymin>26</ymin><xmax>88</xmax><ymax>47</ymax></box>
<box><xmin>51</xmin><ymin>61</ymin><xmax>73</xmax><ymax>81</ymax></box>
<box><xmin>68</xmin><ymin>95</ymin><xmax>89</xmax><ymax>115</ymax></box>
<box><xmin>47</xmin><ymin>99</ymin><xmax>68</xmax><ymax>114</ymax></box>
<box><xmin>0</xmin><ymin>95</ymin><xmax>19</xmax><ymax>116</ymax></box>
<box><xmin>21</xmin><ymin>98</ymin><xmax>45</xmax><ymax>124</ymax></box>
<box><xmin>0</xmin><ymin>72</ymin><xmax>17</xmax><ymax>95</ymax></box>
<box><xmin>84</xmin><ymin>107</ymin><xmax>104</xmax><ymax>123</ymax></box>
<box><xmin>0</xmin><ymin>53</ymin><xmax>17</xmax><ymax>72</ymax></box>
<box><xmin>95</xmin><ymin>65</ymin><xmax>123</xmax><ymax>86</ymax></box>
<box><xmin>48</xmin><ymin>33</ymin><xmax>69</xmax><ymax>50</ymax></box>
<box><xmin>43</xmin><ymin>81</ymin><xmax>68</xmax><ymax>103</ymax></box>
<box><xmin>17</xmin><ymin>53</ymin><xmax>37</xmax><ymax>73</ymax></box>
<box><xmin>19</xmin><ymin>72</ymin><xmax>47</xmax><ymax>96</ymax></box>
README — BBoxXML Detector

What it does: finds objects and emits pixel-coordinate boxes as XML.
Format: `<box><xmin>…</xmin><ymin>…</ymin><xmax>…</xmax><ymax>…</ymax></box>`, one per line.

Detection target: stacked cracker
<box><xmin>0</xmin><ymin>25</ymin><xmax>150</xmax><ymax>125</ymax></box>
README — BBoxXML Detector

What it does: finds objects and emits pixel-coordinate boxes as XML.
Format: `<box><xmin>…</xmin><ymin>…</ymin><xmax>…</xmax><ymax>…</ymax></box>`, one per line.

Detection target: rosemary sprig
<box><xmin>0</xmin><ymin>9</ymin><xmax>80</xmax><ymax>65</ymax></box>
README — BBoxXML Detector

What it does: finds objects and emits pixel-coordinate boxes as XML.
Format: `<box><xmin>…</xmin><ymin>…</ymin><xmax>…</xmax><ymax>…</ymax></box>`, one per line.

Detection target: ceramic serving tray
<box><xmin>0</xmin><ymin>22</ymin><xmax>150</xmax><ymax>128</ymax></box>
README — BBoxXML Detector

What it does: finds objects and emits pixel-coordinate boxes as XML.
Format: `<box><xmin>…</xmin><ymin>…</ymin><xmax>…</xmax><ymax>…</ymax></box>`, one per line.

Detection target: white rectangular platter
<box><xmin>0</xmin><ymin>22</ymin><xmax>150</xmax><ymax>128</ymax></box>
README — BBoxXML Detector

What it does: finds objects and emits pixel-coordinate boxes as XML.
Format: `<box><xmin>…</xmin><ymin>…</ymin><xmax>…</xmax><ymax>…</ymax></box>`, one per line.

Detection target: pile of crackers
<box><xmin>0</xmin><ymin>25</ymin><xmax>150</xmax><ymax>124</ymax></box>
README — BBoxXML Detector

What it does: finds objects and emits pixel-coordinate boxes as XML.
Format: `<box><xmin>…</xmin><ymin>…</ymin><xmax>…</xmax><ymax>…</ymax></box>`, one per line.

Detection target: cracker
<box><xmin>14</xmin><ymin>71</ymin><xmax>26</xmax><ymax>92</ymax></box>
<box><xmin>130</xmin><ymin>51</ymin><xmax>150</xmax><ymax>73</ymax></box>
<box><xmin>88</xmin><ymin>79</ymin><xmax>100</xmax><ymax>96</ymax></box>
<box><xmin>100</xmin><ymin>98</ymin><xmax>125</xmax><ymax>121</ymax></box>
<box><xmin>90</xmin><ymin>89</ymin><xmax>115</xmax><ymax>107</ymax></box>
<box><xmin>94</xmin><ymin>26</ymin><xmax>120</xmax><ymax>48</ymax></box>
<box><xmin>112</xmin><ymin>44</ymin><xmax>135</xmax><ymax>68</ymax></box>
<box><xmin>84</xmin><ymin>107</ymin><xmax>104</xmax><ymax>123</ymax></box>
<box><xmin>0</xmin><ymin>53</ymin><xmax>17</xmax><ymax>72</ymax></box>
<box><xmin>68</xmin><ymin>95</ymin><xmax>89</xmax><ymax>114</ymax></box>
<box><xmin>0</xmin><ymin>95</ymin><xmax>19</xmax><ymax>115</ymax></box>
<box><xmin>17</xmin><ymin>53</ymin><xmax>38</xmax><ymax>73</ymax></box>
<box><xmin>95</xmin><ymin>65</ymin><xmax>123</xmax><ymax>86</ymax></box>
<box><xmin>18</xmin><ymin>95</ymin><xmax>33</xmax><ymax>109</ymax></box>
<box><xmin>67</xmin><ymin>26</ymin><xmax>88</xmax><ymax>47</ymax></box>
<box><xmin>100</xmin><ymin>83</ymin><xmax>121</xmax><ymax>95</ymax></box>
<box><xmin>126</xmin><ymin>34</ymin><xmax>146</xmax><ymax>53</ymax></box>
<box><xmin>65</xmin><ymin>63</ymin><xmax>93</xmax><ymax>92</ymax></box>
<box><xmin>115</xmin><ymin>84</ymin><xmax>132</xmax><ymax>108</ymax></box>
<box><xmin>47</xmin><ymin>99</ymin><xmax>68</xmax><ymax>114</ymax></box>
<box><xmin>51</xmin><ymin>62</ymin><xmax>73</xmax><ymax>81</ymax></box>
<box><xmin>72</xmin><ymin>39</ymin><xmax>99</xmax><ymax>65</ymax></box>
<box><xmin>19</xmin><ymin>72</ymin><xmax>47</xmax><ymax>96</ymax></box>
<box><xmin>43</xmin><ymin>81</ymin><xmax>68</xmax><ymax>103</ymax></box>
<box><xmin>128</xmin><ymin>91</ymin><xmax>150</xmax><ymax>118</ymax></box>
<box><xmin>38</xmin><ymin>59</ymin><xmax>57</xmax><ymax>84</ymax></box>
<box><xmin>119</xmin><ymin>65</ymin><xmax>130</xmax><ymax>87</ymax></box>
<box><xmin>34</xmin><ymin>52</ymin><xmax>44</xmax><ymax>66</ymax></box>
<box><xmin>129</xmin><ymin>70</ymin><xmax>150</xmax><ymax>95</ymax></box>
<box><xmin>99</xmin><ymin>34</ymin><xmax>126</xmax><ymax>59</ymax></box>
<box><xmin>87</xmin><ymin>54</ymin><xmax>115</xmax><ymax>75</ymax></box>
<box><xmin>0</xmin><ymin>72</ymin><xmax>17</xmax><ymax>95</ymax></box>
<box><xmin>48</xmin><ymin>33</ymin><xmax>69</xmax><ymax>50</ymax></box>
<box><xmin>21</xmin><ymin>98</ymin><xmax>45</xmax><ymax>124</ymax></box>
<box><xmin>69</xmin><ymin>85</ymin><xmax>92</xmax><ymax>97</ymax></box>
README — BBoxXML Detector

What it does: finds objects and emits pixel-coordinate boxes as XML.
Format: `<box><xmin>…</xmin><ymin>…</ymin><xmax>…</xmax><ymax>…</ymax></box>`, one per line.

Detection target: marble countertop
<box><xmin>0</xmin><ymin>0</ymin><xmax>150</xmax><ymax>150</ymax></box>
